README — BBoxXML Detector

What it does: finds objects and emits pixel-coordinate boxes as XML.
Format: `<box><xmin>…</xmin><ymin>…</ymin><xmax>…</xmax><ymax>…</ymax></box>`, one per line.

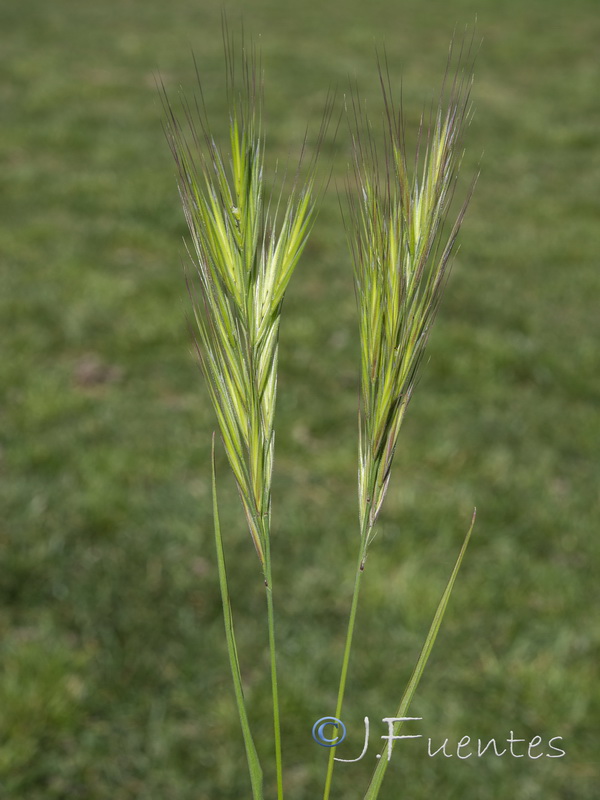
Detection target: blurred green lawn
<box><xmin>1</xmin><ymin>0</ymin><xmax>598</xmax><ymax>798</ymax></box>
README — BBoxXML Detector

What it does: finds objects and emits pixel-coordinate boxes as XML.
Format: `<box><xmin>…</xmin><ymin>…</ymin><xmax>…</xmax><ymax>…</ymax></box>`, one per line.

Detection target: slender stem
<box><xmin>322</xmin><ymin>531</ymin><xmax>369</xmax><ymax>800</ymax></box>
<box><xmin>264</xmin><ymin>537</ymin><xmax>284</xmax><ymax>800</ymax></box>
<box><xmin>211</xmin><ymin>438</ymin><xmax>264</xmax><ymax>799</ymax></box>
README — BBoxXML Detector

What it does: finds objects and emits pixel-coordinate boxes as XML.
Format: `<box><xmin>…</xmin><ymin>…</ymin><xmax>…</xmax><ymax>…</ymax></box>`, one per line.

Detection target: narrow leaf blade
<box><xmin>211</xmin><ymin>435</ymin><xmax>264</xmax><ymax>799</ymax></box>
<box><xmin>363</xmin><ymin>509</ymin><xmax>477</xmax><ymax>800</ymax></box>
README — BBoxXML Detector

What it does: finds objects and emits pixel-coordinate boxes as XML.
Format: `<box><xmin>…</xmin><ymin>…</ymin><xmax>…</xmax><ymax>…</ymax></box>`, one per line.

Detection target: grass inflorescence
<box><xmin>163</xmin><ymin>33</ymin><xmax>324</xmax><ymax>572</ymax></box>
<box><xmin>351</xmin><ymin>47</ymin><xmax>475</xmax><ymax>553</ymax></box>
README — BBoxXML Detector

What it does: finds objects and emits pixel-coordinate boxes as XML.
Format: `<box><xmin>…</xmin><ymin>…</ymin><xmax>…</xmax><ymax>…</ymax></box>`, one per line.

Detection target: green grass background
<box><xmin>1</xmin><ymin>0</ymin><xmax>598</xmax><ymax>797</ymax></box>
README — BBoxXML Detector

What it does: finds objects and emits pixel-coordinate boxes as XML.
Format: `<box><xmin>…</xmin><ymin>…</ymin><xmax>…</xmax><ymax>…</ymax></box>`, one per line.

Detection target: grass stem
<box><xmin>322</xmin><ymin>520</ymin><xmax>371</xmax><ymax>800</ymax></box>
<box><xmin>211</xmin><ymin>437</ymin><xmax>264</xmax><ymax>799</ymax></box>
<box><xmin>264</xmin><ymin>540</ymin><xmax>284</xmax><ymax>799</ymax></box>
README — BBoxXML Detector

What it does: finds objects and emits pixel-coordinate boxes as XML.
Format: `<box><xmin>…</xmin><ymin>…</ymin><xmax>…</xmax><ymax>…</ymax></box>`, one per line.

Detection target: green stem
<box><xmin>264</xmin><ymin>538</ymin><xmax>284</xmax><ymax>800</ymax></box>
<box><xmin>211</xmin><ymin>438</ymin><xmax>264</xmax><ymax>799</ymax></box>
<box><xmin>322</xmin><ymin>534</ymin><xmax>368</xmax><ymax>800</ymax></box>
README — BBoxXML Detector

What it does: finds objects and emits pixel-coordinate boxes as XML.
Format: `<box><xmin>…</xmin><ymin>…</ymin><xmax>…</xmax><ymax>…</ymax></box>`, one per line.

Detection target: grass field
<box><xmin>1</xmin><ymin>0</ymin><xmax>599</xmax><ymax>798</ymax></box>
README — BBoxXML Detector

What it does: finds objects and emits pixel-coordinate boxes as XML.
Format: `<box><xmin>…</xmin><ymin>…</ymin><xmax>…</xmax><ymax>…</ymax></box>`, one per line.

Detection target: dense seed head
<box><xmin>348</xmin><ymin>41</ymin><xmax>476</xmax><ymax>544</ymax></box>
<box><xmin>163</xmin><ymin>34</ymin><xmax>327</xmax><ymax>567</ymax></box>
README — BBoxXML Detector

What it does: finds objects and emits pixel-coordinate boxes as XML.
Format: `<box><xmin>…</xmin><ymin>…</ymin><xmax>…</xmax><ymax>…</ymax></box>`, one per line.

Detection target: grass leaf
<box><xmin>363</xmin><ymin>509</ymin><xmax>477</xmax><ymax>799</ymax></box>
<box><xmin>211</xmin><ymin>435</ymin><xmax>264</xmax><ymax>800</ymax></box>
